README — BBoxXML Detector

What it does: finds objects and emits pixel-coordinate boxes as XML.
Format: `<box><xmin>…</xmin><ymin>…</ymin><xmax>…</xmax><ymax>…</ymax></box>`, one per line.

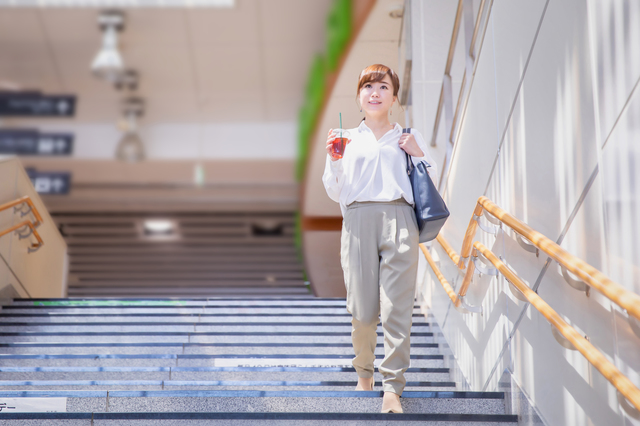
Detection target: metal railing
<box><xmin>0</xmin><ymin>196</ymin><xmax>44</xmax><ymax>253</ymax></box>
<box><xmin>429</xmin><ymin>0</ymin><xmax>491</xmax><ymax>191</ymax></box>
<box><xmin>420</xmin><ymin>196</ymin><xmax>640</xmax><ymax>416</ymax></box>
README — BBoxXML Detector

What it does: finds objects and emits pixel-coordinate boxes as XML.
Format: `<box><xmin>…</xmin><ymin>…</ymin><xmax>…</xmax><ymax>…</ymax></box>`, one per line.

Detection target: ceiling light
<box><xmin>388</xmin><ymin>4</ymin><xmax>404</xmax><ymax>18</ymax></box>
<box><xmin>0</xmin><ymin>0</ymin><xmax>234</xmax><ymax>6</ymax></box>
<box><xmin>116</xmin><ymin>97</ymin><xmax>145</xmax><ymax>162</ymax></box>
<box><xmin>143</xmin><ymin>219</ymin><xmax>174</xmax><ymax>234</ymax></box>
<box><xmin>114</xmin><ymin>69</ymin><xmax>139</xmax><ymax>91</ymax></box>
<box><xmin>116</xmin><ymin>131</ymin><xmax>144</xmax><ymax>162</ymax></box>
<box><xmin>91</xmin><ymin>11</ymin><xmax>125</xmax><ymax>83</ymax></box>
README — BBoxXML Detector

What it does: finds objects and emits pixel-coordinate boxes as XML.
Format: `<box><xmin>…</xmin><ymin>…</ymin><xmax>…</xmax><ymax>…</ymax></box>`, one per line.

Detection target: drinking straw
<box><xmin>339</xmin><ymin>113</ymin><xmax>342</xmax><ymax>138</ymax></box>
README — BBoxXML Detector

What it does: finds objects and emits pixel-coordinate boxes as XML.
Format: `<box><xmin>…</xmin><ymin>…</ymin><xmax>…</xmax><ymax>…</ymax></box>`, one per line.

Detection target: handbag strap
<box><xmin>403</xmin><ymin>128</ymin><xmax>414</xmax><ymax>176</ymax></box>
<box><xmin>403</xmin><ymin>127</ymin><xmax>432</xmax><ymax>175</ymax></box>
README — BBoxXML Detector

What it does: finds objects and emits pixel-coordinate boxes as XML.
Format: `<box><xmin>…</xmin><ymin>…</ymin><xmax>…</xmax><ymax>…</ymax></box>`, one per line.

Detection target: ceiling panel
<box><xmin>123</xmin><ymin>9</ymin><xmax>190</xmax><ymax>46</ymax></box>
<box><xmin>0</xmin><ymin>45</ymin><xmax>61</xmax><ymax>92</ymax></box>
<box><xmin>187</xmin><ymin>0</ymin><xmax>259</xmax><ymax>46</ymax></box>
<box><xmin>0</xmin><ymin>0</ymin><xmax>331</xmax><ymax>124</ymax></box>
<box><xmin>259</xmin><ymin>0</ymin><xmax>332</xmax><ymax>47</ymax></box>
<box><xmin>139</xmin><ymin>95</ymin><xmax>199</xmax><ymax>122</ymax></box>
<box><xmin>125</xmin><ymin>45</ymin><xmax>195</xmax><ymax>94</ymax></box>
<box><xmin>0</xmin><ymin>9</ymin><xmax>43</xmax><ymax>44</ymax></box>
<box><xmin>193</xmin><ymin>45</ymin><xmax>262</xmax><ymax>96</ymax></box>
<box><xmin>200</xmin><ymin>91</ymin><xmax>264</xmax><ymax>122</ymax></box>
<box><xmin>263</xmin><ymin>44</ymin><xmax>314</xmax><ymax>97</ymax></box>
<box><xmin>265</xmin><ymin>95</ymin><xmax>301</xmax><ymax>121</ymax></box>
<box><xmin>40</xmin><ymin>9</ymin><xmax>101</xmax><ymax>46</ymax></box>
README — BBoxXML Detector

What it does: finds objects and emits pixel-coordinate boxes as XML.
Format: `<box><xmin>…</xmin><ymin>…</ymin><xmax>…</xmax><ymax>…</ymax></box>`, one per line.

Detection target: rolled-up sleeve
<box><xmin>322</xmin><ymin>155</ymin><xmax>345</xmax><ymax>203</ymax></box>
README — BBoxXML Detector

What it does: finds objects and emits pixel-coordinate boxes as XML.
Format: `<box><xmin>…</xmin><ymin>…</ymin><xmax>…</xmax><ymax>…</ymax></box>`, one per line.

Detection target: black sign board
<box><xmin>0</xmin><ymin>129</ymin><xmax>73</xmax><ymax>155</ymax></box>
<box><xmin>26</xmin><ymin>170</ymin><xmax>71</xmax><ymax>195</ymax></box>
<box><xmin>0</xmin><ymin>92</ymin><xmax>76</xmax><ymax>117</ymax></box>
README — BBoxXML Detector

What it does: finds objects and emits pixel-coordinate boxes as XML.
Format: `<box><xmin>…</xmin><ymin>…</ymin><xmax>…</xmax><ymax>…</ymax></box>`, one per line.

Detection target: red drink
<box><xmin>331</xmin><ymin>137</ymin><xmax>349</xmax><ymax>159</ymax></box>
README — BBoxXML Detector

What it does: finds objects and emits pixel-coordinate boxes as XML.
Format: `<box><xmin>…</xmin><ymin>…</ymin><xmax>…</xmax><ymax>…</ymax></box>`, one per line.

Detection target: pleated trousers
<box><xmin>340</xmin><ymin>198</ymin><xmax>419</xmax><ymax>396</ymax></box>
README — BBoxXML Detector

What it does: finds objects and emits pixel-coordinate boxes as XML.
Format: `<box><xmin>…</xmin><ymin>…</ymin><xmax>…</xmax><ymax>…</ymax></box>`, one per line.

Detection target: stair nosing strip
<box><xmin>0</xmin><ymin>342</ymin><xmax>438</xmax><ymax>348</ymax></box>
<box><xmin>0</xmin><ymin>412</ymin><xmax>519</xmax><ymax>422</ymax></box>
<box><xmin>0</xmin><ymin>354</ymin><xmax>445</xmax><ymax>360</ymax></box>
<box><xmin>0</xmin><ymin>367</ymin><xmax>450</xmax><ymax>373</ymax></box>
<box><xmin>0</xmin><ymin>332</ymin><xmax>433</xmax><ymax>336</ymax></box>
<box><xmin>0</xmin><ymin>379</ymin><xmax>458</xmax><ymax>387</ymax></box>
<box><xmin>0</xmin><ymin>390</ymin><xmax>506</xmax><ymax>398</ymax></box>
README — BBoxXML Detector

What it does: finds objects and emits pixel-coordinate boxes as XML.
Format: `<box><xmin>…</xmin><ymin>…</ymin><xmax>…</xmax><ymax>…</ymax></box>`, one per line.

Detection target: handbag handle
<box><xmin>403</xmin><ymin>128</ymin><xmax>430</xmax><ymax>175</ymax></box>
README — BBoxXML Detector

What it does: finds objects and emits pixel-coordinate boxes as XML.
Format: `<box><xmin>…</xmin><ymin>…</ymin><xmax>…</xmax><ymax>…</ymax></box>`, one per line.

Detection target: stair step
<box><xmin>0</xmin><ymin>370</ymin><xmax>452</xmax><ymax>383</ymax></box>
<box><xmin>0</xmin><ymin>379</ymin><xmax>458</xmax><ymax>392</ymax></box>
<box><xmin>0</xmin><ymin>344</ymin><xmax>440</xmax><ymax>356</ymax></box>
<box><xmin>0</xmin><ymin>358</ymin><xmax>446</xmax><ymax>369</ymax></box>
<box><xmin>0</xmin><ymin>390</ymin><xmax>509</xmax><ymax>414</ymax></box>
<box><xmin>12</xmin><ymin>298</ymin><xmax>352</xmax><ymax>305</ymax></box>
<box><xmin>0</xmin><ymin>411</ymin><xmax>520</xmax><ymax>424</ymax></box>
<box><xmin>0</xmin><ymin>324</ymin><xmax>431</xmax><ymax>333</ymax></box>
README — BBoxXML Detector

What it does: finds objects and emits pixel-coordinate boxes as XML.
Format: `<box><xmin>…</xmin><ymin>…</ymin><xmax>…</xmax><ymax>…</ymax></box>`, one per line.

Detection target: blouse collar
<box><xmin>358</xmin><ymin>120</ymin><xmax>402</xmax><ymax>138</ymax></box>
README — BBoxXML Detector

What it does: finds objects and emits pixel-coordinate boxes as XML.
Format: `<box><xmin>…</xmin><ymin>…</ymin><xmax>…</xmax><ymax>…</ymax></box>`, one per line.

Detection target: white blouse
<box><xmin>322</xmin><ymin>121</ymin><xmax>438</xmax><ymax>216</ymax></box>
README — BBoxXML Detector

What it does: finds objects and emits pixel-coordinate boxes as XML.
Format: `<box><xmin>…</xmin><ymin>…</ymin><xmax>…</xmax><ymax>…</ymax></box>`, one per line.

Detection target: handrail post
<box><xmin>458</xmin><ymin>202</ymin><xmax>483</xmax><ymax>269</ymax></box>
<box><xmin>458</xmin><ymin>247</ymin><xmax>477</xmax><ymax>297</ymax></box>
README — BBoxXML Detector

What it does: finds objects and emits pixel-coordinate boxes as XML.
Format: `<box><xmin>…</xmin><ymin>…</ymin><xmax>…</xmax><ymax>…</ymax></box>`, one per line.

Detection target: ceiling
<box><xmin>0</xmin><ymin>0</ymin><xmax>334</xmax><ymax>123</ymax></box>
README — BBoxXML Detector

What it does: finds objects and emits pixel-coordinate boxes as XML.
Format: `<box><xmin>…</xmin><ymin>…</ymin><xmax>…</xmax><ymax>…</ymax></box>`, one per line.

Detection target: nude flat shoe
<box><xmin>355</xmin><ymin>377</ymin><xmax>374</xmax><ymax>391</ymax></box>
<box><xmin>381</xmin><ymin>391</ymin><xmax>403</xmax><ymax>413</ymax></box>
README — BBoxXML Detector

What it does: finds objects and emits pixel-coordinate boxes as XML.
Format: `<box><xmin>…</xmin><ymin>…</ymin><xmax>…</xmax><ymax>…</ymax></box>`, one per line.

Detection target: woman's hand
<box><xmin>326</xmin><ymin>128</ymin><xmax>350</xmax><ymax>161</ymax></box>
<box><xmin>399</xmin><ymin>133</ymin><xmax>424</xmax><ymax>157</ymax></box>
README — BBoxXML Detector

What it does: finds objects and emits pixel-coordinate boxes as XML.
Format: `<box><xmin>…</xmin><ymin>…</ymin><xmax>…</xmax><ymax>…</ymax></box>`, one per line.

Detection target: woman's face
<box><xmin>358</xmin><ymin>78</ymin><xmax>396</xmax><ymax>116</ymax></box>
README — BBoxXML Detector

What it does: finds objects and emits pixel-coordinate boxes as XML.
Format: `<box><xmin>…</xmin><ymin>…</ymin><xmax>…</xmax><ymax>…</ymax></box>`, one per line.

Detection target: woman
<box><xmin>322</xmin><ymin>64</ymin><xmax>438</xmax><ymax>414</ymax></box>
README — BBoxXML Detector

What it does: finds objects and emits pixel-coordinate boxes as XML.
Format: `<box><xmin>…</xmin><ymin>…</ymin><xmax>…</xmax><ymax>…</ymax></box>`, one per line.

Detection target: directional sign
<box><xmin>26</xmin><ymin>170</ymin><xmax>72</xmax><ymax>195</ymax></box>
<box><xmin>0</xmin><ymin>129</ymin><xmax>73</xmax><ymax>155</ymax></box>
<box><xmin>0</xmin><ymin>92</ymin><xmax>76</xmax><ymax>117</ymax></box>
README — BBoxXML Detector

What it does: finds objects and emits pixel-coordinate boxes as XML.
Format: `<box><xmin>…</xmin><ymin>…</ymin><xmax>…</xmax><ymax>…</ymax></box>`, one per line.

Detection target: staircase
<box><xmin>0</xmin><ymin>297</ymin><xmax>518</xmax><ymax>424</ymax></box>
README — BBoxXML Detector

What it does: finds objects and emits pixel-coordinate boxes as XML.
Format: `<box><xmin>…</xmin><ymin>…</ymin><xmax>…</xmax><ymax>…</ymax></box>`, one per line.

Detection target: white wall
<box><xmin>412</xmin><ymin>1</ymin><xmax>640</xmax><ymax>425</ymax></box>
<box><xmin>0</xmin><ymin>157</ymin><xmax>68</xmax><ymax>298</ymax></box>
<box><xmin>1</xmin><ymin>120</ymin><xmax>297</xmax><ymax>160</ymax></box>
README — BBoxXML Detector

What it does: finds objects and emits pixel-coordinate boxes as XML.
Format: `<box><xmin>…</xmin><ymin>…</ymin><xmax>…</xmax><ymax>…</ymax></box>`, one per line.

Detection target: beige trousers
<box><xmin>340</xmin><ymin>199</ymin><xmax>419</xmax><ymax>396</ymax></box>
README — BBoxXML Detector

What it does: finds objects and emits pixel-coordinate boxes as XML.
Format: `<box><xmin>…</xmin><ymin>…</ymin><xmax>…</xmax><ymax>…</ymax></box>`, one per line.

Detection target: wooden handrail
<box><xmin>475</xmin><ymin>196</ymin><xmax>640</xmax><ymax>323</ymax></box>
<box><xmin>434</xmin><ymin>196</ymin><xmax>640</xmax><ymax>324</ymax></box>
<box><xmin>474</xmin><ymin>241</ymin><xmax>640</xmax><ymax>412</ymax></box>
<box><xmin>0</xmin><ymin>196</ymin><xmax>43</xmax><ymax>227</ymax></box>
<box><xmin>0</xmin><ymin>219</ymin><xmax>44</xmax><ymax>252</ymax></box>
<box><xmin>419</xmin><ymin>244</ymin><xmax>460</xmax><ymax>307</ymax></box>
<box><xmin>0</xmin><ymin>196</ymin><xmax>45</xmax><ymax>252</ymax></box>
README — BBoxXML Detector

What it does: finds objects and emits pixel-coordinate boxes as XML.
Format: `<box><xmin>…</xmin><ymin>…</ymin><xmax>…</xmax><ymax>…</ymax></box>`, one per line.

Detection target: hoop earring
<box><xmin>390</xmin><ymin>109</ymin><xmax>392</xmax><ymax>116</ymax></box>
<box><xmin>360</xmin><ymin>107</ymin><xmax>362</xmax><ymax>112</ymax></box>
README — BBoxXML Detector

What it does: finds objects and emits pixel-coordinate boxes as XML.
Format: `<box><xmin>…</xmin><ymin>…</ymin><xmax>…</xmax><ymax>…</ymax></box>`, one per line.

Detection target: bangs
<box><xmin>356</xmin><ymin>64</ymin><xmax>399</xmax><ymax>97</ymax></box>
<box><xmin>359</xmin><ymin>66</ymin><xmax>390</xmax><ymax>86</ymax></box>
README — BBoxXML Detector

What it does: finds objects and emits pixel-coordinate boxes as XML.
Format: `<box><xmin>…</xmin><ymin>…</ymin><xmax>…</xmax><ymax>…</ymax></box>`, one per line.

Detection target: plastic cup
<box><xmin>330</xmin><ymin>129</ymin><xmax>350</xmax><ymax>159</ymax></box>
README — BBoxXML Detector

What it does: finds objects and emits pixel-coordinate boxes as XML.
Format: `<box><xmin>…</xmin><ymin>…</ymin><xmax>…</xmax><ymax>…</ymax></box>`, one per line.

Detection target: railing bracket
<box><xmin>27</xmin><ymin>244</ymin><xmax>42</xmax><ymax>254</ymax></box>
<box><xmin>550</xmin><ymin>324</ymin><xmax>577</xmax><ymax>351</ymax></box>
<box><xmin>628</xmin><ymin>312</ymin><xmax>640</xmax><ymax>340</ymax></box>
<box><xmin>474</xmin><ymin>253</ymin><xmax>498</xmax><ymax>276</ymax></box>
<box><xmin>459</xmin><ymin>295</ymin><xmax>482</xmax><ymax>314</ymax></box>
<box><xmin>15</xmin><ymin>225</ymin><xmax>33</xmax><ymax>240</ymax></box>
<box><xmin>617</xmin><ymin>390</ymin><xmax>640</xmax><ymax>420</ymax></box>
<box><xmin>13</xmin><ymin>203</ymin><xmax>32</xmax><ymax>217</ymax></box>
<box><xmin>476</xmin><ymin>217</ymin><xmax>499</xmax><ymax>235</ymax></box>
<box><xmin>560</xmin><ymin>264</ymin><xmax>588</xmax><ymax>293</ymax></box>
<box><xmin>515</xmin><ymin>233</ymin><xmax>539</xmax><ymax>257</ymax></box>
<box><xmin>508</xmin><ymin>280</ymin><xmax>528</xmax><ymax>302</ymax></box>
<box><xmin>484</xmin><ymin>211</ymin><xmax>501</xmax><ymax>226</ymax></box>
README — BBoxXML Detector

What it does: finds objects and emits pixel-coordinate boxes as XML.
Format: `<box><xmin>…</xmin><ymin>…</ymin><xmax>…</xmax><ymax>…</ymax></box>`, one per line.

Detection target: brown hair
<box><xmin>356</xmin><ymin>64</ymin><xmax>400</xmax><ymax>98</ymax></box>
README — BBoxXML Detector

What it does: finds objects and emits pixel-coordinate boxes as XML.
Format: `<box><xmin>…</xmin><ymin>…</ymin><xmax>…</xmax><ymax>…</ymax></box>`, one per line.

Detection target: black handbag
<box><xmin>403</xmin><ymin>128</ymin><xmax>450</xmax><ymax>243</ymax></box>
